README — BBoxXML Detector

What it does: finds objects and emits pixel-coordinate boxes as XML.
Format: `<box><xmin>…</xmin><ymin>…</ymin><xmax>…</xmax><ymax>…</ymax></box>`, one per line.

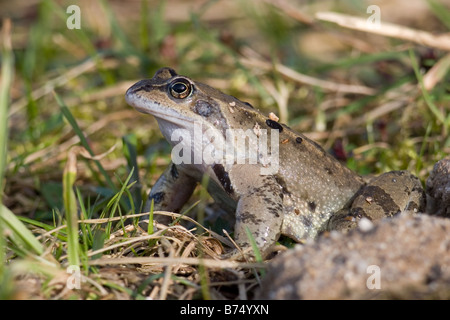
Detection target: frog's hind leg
<box><xmin>426</xmin><ymin>156</ymin><xmax>450</xmax><ymax>217</ymax></box>
<box><xmin>328</xmin><ymin>170</ymin><xmax>426</xmax><ymax>233</ymax></box>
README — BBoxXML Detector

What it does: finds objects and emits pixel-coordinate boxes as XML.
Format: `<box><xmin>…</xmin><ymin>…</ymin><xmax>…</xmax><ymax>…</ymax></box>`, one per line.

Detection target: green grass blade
<box><xmin>139</xmin><ymin>0</ymin><xmax>150</xmax><ymax>52</ymax></box>
<box><xmin>63</xmin><ymin>151</ymin><xmax>80</xmax><ymax>267</ymax></box>
<box><xmin>244</xmin><ymin>227</ymin><xmax>265</xmax><ymax>280</ymax></box>
<box><xmin>409</xmin><ymin>49</ymin><xmax>448</xmax><ymax>133</ymax></box>
<box><xmin>198</xmin><ymin>255</ymin><xmax>211</xmax><ymax>300</ymax></box>
<box><xmin>54</xmin><ymin>91</ymin><xmax>116</xmax><ymax>190</ymax></box>
<box><xmin>0</xmin><ymin>204</ymin><xmax>44</xmax><ymax>256</ymax></box>
<box><xmin>92</xmin><ymin>229</ymin><xmax>106</xmax><ymax>260</ymax></box>
<box><xmin>148</xmin><ymin>198</ymin><xmax>154</xmax><ymax>235</ymax></box>
<box><xmin>104</xmin><ymin>168</ymin><xmax>136</xmax><ymax>237</ymax></box>
<box><xmin>132</xmin><ymin>273</ymin><xmax>163</xmax><ymax>299</ymax></box>
<box><xmin>100</xmin><ymin>0</ymin><xmax>136</xmax><ymax>54</ymax></box>
<box><xmin>196</xmin><ymin>174</ymin><xmax>210</xmax><ymax>233</ymax></box>
<box><xmin>17</xmin><ymin>216</ymin><xmax>55</xmax><ymax>231</ymax></box>
<box><xmin>244</xmin><ymin>226</ymin><xmax>263</xmax><ymax>264</ymax></box>
<box><xmin>0</xmin><ymin>19</ymin><xmax>15</xmax><ymax>276</ymax></box>
<box><xmin>123</xmin><ymin>134</ymin><xmax>142</xmax><ymax>213</ymax></box>
<box><xmin>427</xmin><ymin>0</ymin><xmax>450</xmax><ymax>30</ymax></box>
<box><xmin>76</xmin><ymin>187</ymin><xmax>93</xmax><ymax>266</ymax></box>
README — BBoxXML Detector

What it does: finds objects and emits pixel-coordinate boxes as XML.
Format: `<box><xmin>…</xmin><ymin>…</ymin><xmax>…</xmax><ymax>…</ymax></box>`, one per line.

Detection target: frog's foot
<box><xmin>142</xmin><ymin>163</ymin><xmax>197</xmax><ymax>224</ymax></box>
<box><xmin>328</xmin><ymin>170</ymin><xmax>426</xmax><ymax>233</ymax></box>
<box><xmin>426</xmin><ymin>157</ymin><xmax>450</xmax><ymax>217</ymax></box>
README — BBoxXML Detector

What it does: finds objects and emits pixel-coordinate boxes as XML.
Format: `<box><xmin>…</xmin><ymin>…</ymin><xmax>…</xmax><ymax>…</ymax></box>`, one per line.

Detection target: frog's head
<box><xmin>127</xmin><ymin>68</ymin><xmax>234</xmax><ymax>139</ymax></box>
<box><xmin>127</xmin><ymin>67</ymin><xmax>264</xmax><ymax>158</ymax></box>
<box><xmin>126</xmin><ymin>67</ymin><xmax>281</xmax><ymax>173</ymax></box>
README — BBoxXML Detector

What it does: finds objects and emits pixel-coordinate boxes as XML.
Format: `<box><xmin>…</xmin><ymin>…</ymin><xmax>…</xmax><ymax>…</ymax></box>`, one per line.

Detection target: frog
<box><xmin>125</xmin><ymin>67</ymin><xmax>426</xmax><ymax>258</ymax></box>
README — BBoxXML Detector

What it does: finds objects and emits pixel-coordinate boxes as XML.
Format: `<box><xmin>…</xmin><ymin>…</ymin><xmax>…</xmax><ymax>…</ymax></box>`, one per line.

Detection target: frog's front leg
<box><xmin>228</xmin><ymin>165</ymin><xmax>284</xmax><ymax>258</ymax></box>
<box><xmin>144</xmin><ymin>162</ymin><xmax>197</xmax><ymax>223</ymax></box>
<box><xmin>328</xmin><ymin>170</ymin><xmax>426</xmax><ymax>232</ymax></box>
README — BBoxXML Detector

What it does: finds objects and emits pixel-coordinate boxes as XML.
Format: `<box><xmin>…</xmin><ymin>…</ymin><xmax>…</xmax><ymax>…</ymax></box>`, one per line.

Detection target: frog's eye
<box><xmin>169</xmin><ymin>79</ymin><xmax>192</xmax><ymax>99</ymax></box>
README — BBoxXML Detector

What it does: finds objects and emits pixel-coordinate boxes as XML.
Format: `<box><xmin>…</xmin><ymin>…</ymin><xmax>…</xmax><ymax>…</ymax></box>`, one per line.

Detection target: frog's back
<box><xmin>275</xmin><ymin>124</ymin><xmax>365</xmax><ymax>239</ymax></box>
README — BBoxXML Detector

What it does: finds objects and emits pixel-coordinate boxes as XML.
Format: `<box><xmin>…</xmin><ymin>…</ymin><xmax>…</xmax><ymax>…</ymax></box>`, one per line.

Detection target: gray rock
<box><xmin>257</xmin><ymin>214</ymin><xmax>450</xmax><ymax>299</ymax></box>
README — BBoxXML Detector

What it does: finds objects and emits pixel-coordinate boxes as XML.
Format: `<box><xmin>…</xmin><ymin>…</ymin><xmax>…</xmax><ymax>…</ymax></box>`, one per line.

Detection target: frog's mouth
<box><xmin>125</xmin><ymin>89</ymin><xmax>193</xmax><ymax>129</ymax></box>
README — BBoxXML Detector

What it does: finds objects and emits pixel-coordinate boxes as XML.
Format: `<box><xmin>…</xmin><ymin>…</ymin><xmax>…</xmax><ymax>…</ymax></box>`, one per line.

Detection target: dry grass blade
<box><xmin>423</xmin><ymin>53</ymin><xmax>450</xmax><ymax>91</ymax></box>
<box><xmin>262</xmin><ymin>0</ymin><xmax>314</xmax><ymax>25</ymax></box>
<box><xmin>86</xmin><ymin>231</ymin><xmax>167</xmax><ymax>259</ymax></box>
<box><xmin>353</xmin><ymin>83</ymin><xmax>416</xmax><ymax>126</ymax></box>
<box><xmin>316</xmin><ymin>11</ymin><xmax>450</xmax><ymax>51</ymax></box>
<box><xmin>84</xmin><ymin>227</ymin><xmax>195</xmax><ymax>261</ymax></box>
<box><xmin>225</xmin><ymin>269</ymin><xmax>248</xmax><ymax>300</ymax></box>
<box><xmin>77</xmin><ymin>211</ymin><xmax>232</xmax><ymax>246</ymax></box>
<box><xmin>240</xmin><ymin>48</ymin><xmax>377</xmax><ymax>95</ymax></box>
<box><xmin>77</xmin><ymin>145</ymin><xmax>117</xmax><ymax>161</ymax></box>
<box><xmin>44</xmin><ymin>210</ymin><xmax>235</xmax><ymax>264</ymax></box>
<box><xmin>18</xmin><ymin>110</ymin><xmax>136</xmax><ymax>170</ymax></box>
<box><xmin>260</xmin><ymin>78</ymin><xmax>290</xmax><ymax>124</ymax></box>
<box><xmin>8</xmin><ymin>56</ymin><xmax>102</xmax><ymax>117</ymax></box>
<box><xmin>88</xmin><ymin>256</ymin><xmax>265</xmax><ymax>270</ymax></box>
<box><xmin>63</xmin><ymin>147</ymin><xmax>80</xmax><ymax>267</ymax></box>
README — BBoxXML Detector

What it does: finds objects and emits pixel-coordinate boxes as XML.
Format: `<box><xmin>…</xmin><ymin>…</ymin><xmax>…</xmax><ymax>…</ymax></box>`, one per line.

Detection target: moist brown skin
<box><xmin>125</xmin><ymin>67</ymin><xmax>425</xmax><ymax>258</ymax></box>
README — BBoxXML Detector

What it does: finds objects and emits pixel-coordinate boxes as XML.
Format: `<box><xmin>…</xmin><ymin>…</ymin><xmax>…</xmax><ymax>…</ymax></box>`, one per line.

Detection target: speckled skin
<box><xmin>426</xmin><ymin>157</ymin><xmax>450</xmax><ymax>218</ymax></box>
<box><xmin>327</xmin><ymin>171</ymin><xmax>425</xmax><ymax>233</ymax></box>
<box><xmin>125</xmin><ymin>68</ymin><xmax>424</xmax><ymax>258</ymax></box>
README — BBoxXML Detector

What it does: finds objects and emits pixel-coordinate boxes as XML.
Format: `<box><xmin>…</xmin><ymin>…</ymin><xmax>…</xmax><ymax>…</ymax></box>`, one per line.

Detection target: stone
<box><xmin>257</xmin><ymin>214</ymin><xmax>450</xmax><ymax>299</ymax></box>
